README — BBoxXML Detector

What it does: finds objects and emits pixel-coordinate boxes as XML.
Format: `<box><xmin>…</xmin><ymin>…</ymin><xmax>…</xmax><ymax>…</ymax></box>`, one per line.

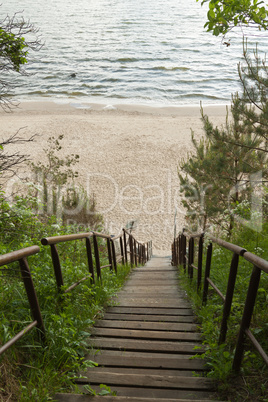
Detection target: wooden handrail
<box><xmin>0</xmin><ymin>228</ymin><xmax>152</xmax><ymax>357</ymax></box>
<box><xmin>173</xmin><ymin>231</ymin><xmax>268</xmax><ymax>373</ymax></box>
<box><xmin>0</xmin><ymin>246</ymin><xmax>45</xmax><ymax>355</ymax></box>
<box><xmin>0</xmin><ymin>245</ymin><xmax>40</xmax><ymax>266</ymax></box>
<box><xmin>41</xmin><ymin>228</ymin><xmax>152</xmax><ymax>291</ymax></box>
<box><xmin>41</xmin><ymin>232</ymin><xmax>92</xmax><ymax>245</ymax></box>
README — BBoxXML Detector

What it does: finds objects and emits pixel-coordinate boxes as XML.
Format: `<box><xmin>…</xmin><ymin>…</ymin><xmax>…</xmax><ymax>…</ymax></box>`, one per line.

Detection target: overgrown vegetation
<box><xmin>197</xmin><ymin>0</ymin><xmax>268</xmax><ymax>37</ymax></box>
<box><xmin>179</xmin><ymin>44</ymin><xmax>268</xmax><ymax>236</ymax></box>
<box><xmin>0</xmin><ymin>192</ymin><xmax>132</xmax><ymax>401</ymax></box>
<box><xmin>178</xmin><ymin>223</ymin><xmax>268</xmax><ymax>400</ymax></box>
<box><xmin>0</xmin><ymin>133</ymin><xmax>130</xmax><ymax>400</ymax></box>
<box><xmin>178</xmin><ymin>43</ymin><xmax>268</xmax><ymax>401</ymax></box>
<box><xmin>0</xmin><ymin>8</ymin><xmax>42</xmax><ymax>110</ymax></box>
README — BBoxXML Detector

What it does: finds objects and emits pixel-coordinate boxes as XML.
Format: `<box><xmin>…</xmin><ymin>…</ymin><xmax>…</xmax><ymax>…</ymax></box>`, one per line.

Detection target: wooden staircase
<box><xmin>55</xmin><ymin>256</ymin><xmax>222</xmax><ymax>401</ymax></box>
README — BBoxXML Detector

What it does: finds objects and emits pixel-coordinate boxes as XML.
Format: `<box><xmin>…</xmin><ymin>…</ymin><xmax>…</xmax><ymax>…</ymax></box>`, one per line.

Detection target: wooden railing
<box><xmin>41</xmin><ymin>229</ymin><xmax>152</xmax><ymax>293</ymax></box>
<box><xmin>172</xmin><ymin>231</ymin><xmax>268</xmax><ymax>372</ymax></box>
<box><xmin>0</xmin><ymin>246</ymin><xmax>45</xmax><ymax>356</ymax></box>
<box><xmin>0</xmin><ymin>228</ymin><xmax>152</xmax><ymax>355</ymax></box>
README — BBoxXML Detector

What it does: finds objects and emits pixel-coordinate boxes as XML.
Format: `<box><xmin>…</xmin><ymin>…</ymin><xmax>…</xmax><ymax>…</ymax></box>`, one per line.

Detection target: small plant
<box><xmin>83</xmin><ymin>384</ymin><xmax>117</xmax><ymax>396</ymax></box>
<box><xmin>29</xmin><ymin>135</ymin><xmax>103</xmax><ymax>229</ymax></box>
<box><xmin>178</xmin><ymin>224</ymin><xmax>268</xmax><ymax>401</ymax></box>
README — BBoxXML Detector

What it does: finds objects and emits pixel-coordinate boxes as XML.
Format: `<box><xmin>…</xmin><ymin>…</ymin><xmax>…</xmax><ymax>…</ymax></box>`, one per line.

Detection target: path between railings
<box><xmin>55</xmin><ymin>255</ymin><xmax>223</xmax><ymax>402</ymax></box>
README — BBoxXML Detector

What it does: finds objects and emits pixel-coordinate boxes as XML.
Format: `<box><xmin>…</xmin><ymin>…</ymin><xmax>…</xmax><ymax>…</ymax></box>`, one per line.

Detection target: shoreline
<box><xmin>6</xmin><ymin>98</ymin><xmax>230</xmax><ymax>117</ymax></box>
<box><xmin>1</xmin><ymin>99</ymin><xmax>229</xmax><ymax>251</ymax></box>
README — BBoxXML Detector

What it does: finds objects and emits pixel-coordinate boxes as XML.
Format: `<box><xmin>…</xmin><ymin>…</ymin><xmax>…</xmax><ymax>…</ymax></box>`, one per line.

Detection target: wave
<box><xmin>151</xmin><ymin>66</ymin><xmax>190</xmax><ymax>71</ymax></box>
<box><xmin>117</xmin><ymin>57</ymin><xmax>139</xmax><ymax>63</ymax></box>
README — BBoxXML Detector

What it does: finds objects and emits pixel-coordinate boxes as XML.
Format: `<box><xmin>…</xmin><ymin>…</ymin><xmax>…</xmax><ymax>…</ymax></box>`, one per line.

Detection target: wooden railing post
<box><xmin>123</xmin><ymin>229</ymin><xmax>128</xmax><ymax>264</ymax></box>
<box><xmin>182</xmin><ymin>234</ymin><xmax>187</xmax><ymax>271</ymax></box>
<box><xmin>173</xmin><ymin>230</ymin><xmax>268</xmax><ymax>371</ymax></box>
<box><xmin>86</xmin><ymin>237</ymin><xmax>95</xmax><ymax>283</ymax></box>
<box><xmin>197</xmin><ymin>234</ymin><xmax>204</xmax><ymax>291</ymax></box>
<box><xmin>93</xmin><ymin>234</ymin><xmax>101</xmax><ymax>281</ymax></box>
<box><xmin>129</xmin><ymin>235</ymin><xmax>134</xmax><ymax>266</ymax></box>
<box><xmin>202</xmin><ymin>242</ymin><xmax>212</xmax><ymax>305</ymax></box>
<box><xmin>134</xmin><ymin>239</ymin><xmax>137</xmax><ymax>266</ymax></box>
<box><xmin>172</xmin><ymin>239</ymin><xmax>176</xmax><ymax>266</ymax></box>
<box><xmin>106</xmin><ymin>238</ymin><xmax>113</xmax><ymax>272</ymax></box>
<box><xmin>143</xmin><ymin>244</ymin><xmax>146</xmax><ymax>264</ymax></box>
<box><xmin>111</xmin><ymin>239</ymin><xmax>117</xmax><ymax>274</ymax></box>
<box><xmin>119</xmin><ymin>236</ymin><xmax>125</xmax><ymax>265</ymax></box>
<box><xmin>188</xmin><ymin>237</ymin><xmax>194</xmax><ymax>279</ymax></box>
<box><xmin>232</xmin><ymin>265</ymin><xmax>262</xmax><ymax>372</ymax></box>
<box><xmin>219</xmin><ymin>252</ymin><xmax>240</xmax><ymax>344</ymax></box>
<box><xmin>19</xmin><ymin>257</ymin><xmax>45</xmax><ymax>341</ymax></box>
<box><xmin>50</xmin><ymin>244</ymin><xmax>64</xmax><ymax>292</ymax></box>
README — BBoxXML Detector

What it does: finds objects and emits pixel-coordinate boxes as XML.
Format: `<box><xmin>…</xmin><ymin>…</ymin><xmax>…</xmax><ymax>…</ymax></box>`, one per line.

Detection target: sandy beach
<box><xmin>0</xmin><ymin>100</ymin><xmax>229</xmax><ymax>253</ymax></box>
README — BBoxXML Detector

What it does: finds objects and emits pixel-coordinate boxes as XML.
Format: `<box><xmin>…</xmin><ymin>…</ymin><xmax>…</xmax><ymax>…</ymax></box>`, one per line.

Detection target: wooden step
<box><xmin>77</xmin><ymin>385</ymin><xmax>216</xmax><ymax>400</ymax></box>
<box><xmin>106</xmin><ymin>307</ymin><xmax>193</xmax><ymax>315</ymax></box>
<box><xmin>54</xmin><ymin>256</ymin><xmax>219</xmax><ymax>401</ymax></box>
<box><xmin>91</xmin><ymin>327</ymin><xmax>201</xmax><ymax>341</ymax></box>
<box><xmin>55</xmin><ymin>394</ymin><xmax>223</xmax><ymax>402</ymax></box>
<box><xmin>94</xmin><ymin>320</ymin><xmax>197</xmax><ymax>331</ymax></box>
<box><xmin>102</xmin><ymin>313</ymin><xmax>196</xmax><ymax>322</ymax></box>
<box><xmin>85</xmin><ymin>351</ymin><xmax>206</xmax><ymax>371</ymax></box>
<box><xmin>88</xmin><ymin>337</ymin><xmax>204</xmax><ymax>354</ymax></box>
<box><xmin>76</xmin><ymin>370</ymin><xmax>214</xmax><ymax>390</ymax></box>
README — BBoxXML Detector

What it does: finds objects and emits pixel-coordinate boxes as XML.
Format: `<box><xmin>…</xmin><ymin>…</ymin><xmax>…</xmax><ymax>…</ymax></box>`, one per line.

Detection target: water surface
<box><xmin>1</xmin><ymin>0</ymin><xmax>267</xmax><ymax>105</ymax></box>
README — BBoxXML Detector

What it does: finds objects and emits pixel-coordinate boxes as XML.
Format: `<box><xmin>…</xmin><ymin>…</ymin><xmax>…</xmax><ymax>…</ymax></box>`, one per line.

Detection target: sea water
<box><xmin>1</xmin><ymin>0</ymin><xmax>267</xmax><ymax>105</ymax></box>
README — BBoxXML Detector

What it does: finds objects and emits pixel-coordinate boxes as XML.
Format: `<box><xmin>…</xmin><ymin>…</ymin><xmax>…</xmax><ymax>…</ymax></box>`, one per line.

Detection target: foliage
<box><xmin>233</xmin><ymin>42</ymin><xmax>268</xmax><ymax>154</ymax></box>
<box><xmin>29</xmin><ymin>134</ymin><xmax>103</xmax><ymax>229</ymax></box>
<box><xmin>197</xmin><ymin>0</ymin><xmax>268</xmax><ymax>36</ymax></box>
<box><xmin>0</xmin><ymin>129</ymin><xmax>36</xmax><ymax>184</ymax></box>
<box><xmin>179</xmin><ymin>43</ymin><xmax>268</xmax><ymax>236</ymax></box>
<box><xmin>0</xmin><ymin>193</ymin><xmax>131</xmax><ymax>400</ymax></box>
<box><xmin>179</xmin><ymin>103</ymin><xmax>266</xmax><ymax>235</ymax></box>
<box><xmin>178</xmin><ymin>223</ymin><xmax>268</xmax><ymax>400</ymax></box>
<box><xmin>0</xmin><ymin>10</ymin><xmax>42</xmax><ymax>108</ymax></box>
<box><xmin>0</xmin><ymin>8</ymin><xmax>42</xmax><ymax>186</ymax></box>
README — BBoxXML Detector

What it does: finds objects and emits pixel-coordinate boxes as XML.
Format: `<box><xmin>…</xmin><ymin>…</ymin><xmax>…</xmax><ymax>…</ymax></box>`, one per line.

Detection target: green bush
<box><xmin>178</xmin><ymin>223</ymin><xmax>268</xmax><ymax>400</ymax></box>
<box><xmin>0</xmin><ymin>193</ymin><xmax>131</xmax><ymax>401</ymax></box>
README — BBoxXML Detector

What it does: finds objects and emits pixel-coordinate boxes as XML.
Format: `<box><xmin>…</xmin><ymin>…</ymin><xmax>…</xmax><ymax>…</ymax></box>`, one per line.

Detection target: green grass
<box><xmin>178</xmin><ymin>224</ymin><xmax>268</xmax><ymax>401</ymax></box>
<box><xmin>0</xmin><ymin>194</ymin><xmax>132</xmax><ymax>401</ymax></box>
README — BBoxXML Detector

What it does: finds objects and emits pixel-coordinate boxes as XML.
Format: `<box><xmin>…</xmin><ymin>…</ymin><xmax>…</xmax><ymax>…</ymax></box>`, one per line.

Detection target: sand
<box><xmin>0</xmin><ymin>100</ymin><xmax>229</xmax><ymax>253</ymax></box>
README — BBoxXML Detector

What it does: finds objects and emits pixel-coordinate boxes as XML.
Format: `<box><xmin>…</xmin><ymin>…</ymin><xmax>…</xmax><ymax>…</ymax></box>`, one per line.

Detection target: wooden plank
<box><xmin>91</xmin><ymin>327</ymin><xmax>201</xmax><ymax>341</ymax></box>
<box><xmin>121</xmin><ymin>286</ymin><xmax>180</xmax><ymax>291</ymax></box>
<box><xmin>77</xmin><ymin>384</ymin><xmax>215</xmax><ymax>400</ymax></box>
<box><xmin>112</xmin><ymin>298</ymin><xmax>190</xmax><ymax>308</ymax></box>
<box><xmin>112</xmin><ymin>300</ymin><xmax>190</xmax><ymax>308</ymax></box>
<box><xmin>76</xmin><ymin>371</ymin><xmax>214</xmax><ymax>390</ymax></box>
<box><xmin>124</xmin><ymin>280</ymin><xmax>179</xmax><ymax>286</ymax></box>
<box><xmin>55</xmin><ymin>394</ymin><xmax>223</xmax><ymax>402</ymax></box>
<box><xmin>81</xmin><ymin>366</ymin><xmax>197</xmax><ymax>377</ymax></box>
<box><xmin>114</xmin><ymin>293</ymin><xmax>187</xmax><ymax>299</ymax></box>
<box><xmin>85</xmin><ymin>352</ymin><xmax>207</xmax><ymax>370</ymax></box>
<box><xmin>89</xmin><ymin>349</ymin><xmax>202</xmax><ymax>360</ymax></box>
<box><xmin>106</xmin><ymin>307</ymin><xmax>193</xmax><ymax>315</ymax></box>
<box><xmin>119</xmin><ymin>290</ymin><xmax>184</xmax><ymax>295</ymax></box>
<box><xmin>94</xmin><ymin>320</ymin><xmax>197</xmax><ymax>331</ymax></box>
<box><xmin>125</xmin><ymin>276</ymin><xmax>179</xmax><ymax>280</ymax></box>
<box><xmin>88</xmin><ymin>338</ymin><xmax>204</xmax><ymax>354</ymax></box>
<box><xmin>54</xmin><ymin>256</ymin><xmax>220</xmax><ymax>402</ymax></box>
<box><xmin>89</xmin><ymin>348</ymin><xmax>201</xmax><ymax>359</ymax></box>
<box><xmin>102</xmin><ymin>313</ymin><xmax>196</xmax><ymax>322</ymax></box>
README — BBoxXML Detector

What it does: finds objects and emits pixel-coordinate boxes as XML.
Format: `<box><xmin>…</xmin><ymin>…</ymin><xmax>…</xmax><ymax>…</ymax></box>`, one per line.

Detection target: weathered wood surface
<box><xmin>55</xmin><ymin>256</ymin><xmax>222</xmax><ymax>401</ymax></box>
